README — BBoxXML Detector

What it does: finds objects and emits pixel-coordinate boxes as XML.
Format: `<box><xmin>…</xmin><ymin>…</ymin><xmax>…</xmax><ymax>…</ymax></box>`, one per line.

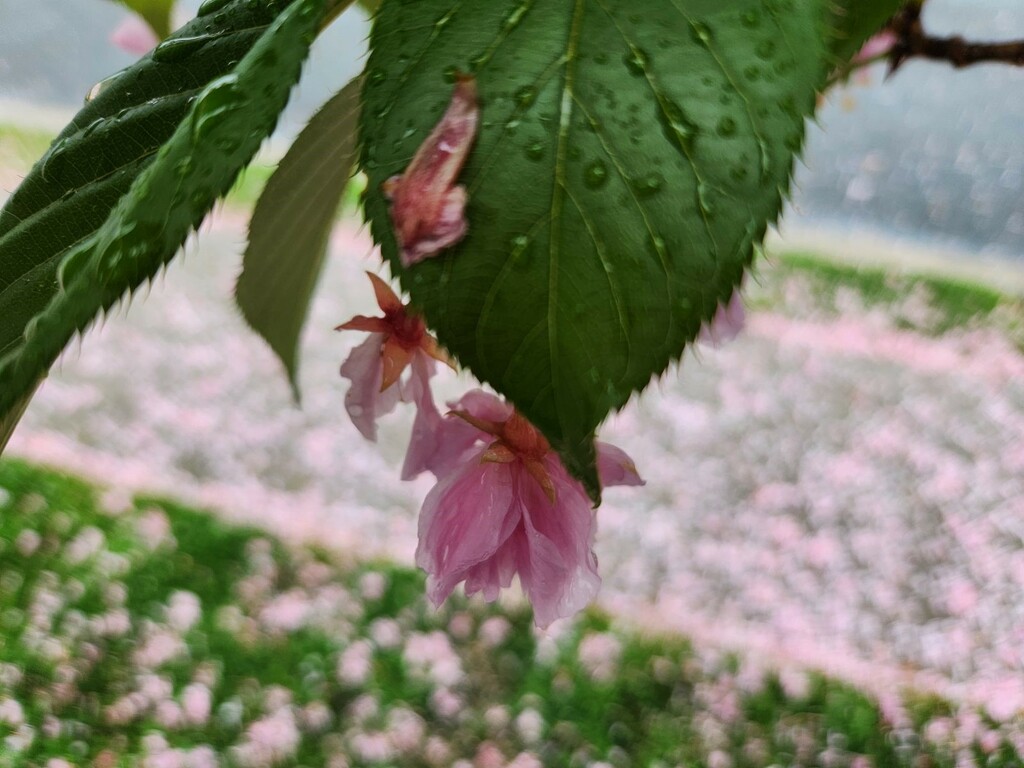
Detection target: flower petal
<box><xmin>401</xmin><ymin>353</ymin><xmax>444</xmax><ymax>481</ymax></box>
<box><xmin>403</xmin><ymin>389</ymin><xmax>514</xmax><ymax>481</ymax></box>
<box><xmin>596</xmin><ymin>442</ymin><xmax>645</xmax><ymax>488</ymax></box>
<box><xmin>110</xmin><ymin>15</ymin><xmax>159</xmax><ymax>56</ymax></box>
<box><xmin>335</xmin><ymin>315</ymin><xmax>390</xmax><ymax>333</ymax></box>
<box><xmin>366</xmin><ymin>271</ymin><xmax>404</xmax><ymax>314</ymax></box>
<box><xmin>450</xmin><ymin>389</ymin><xmax>514</xmax><ymax>423</ymax></box>
<box><xmin>380</xmin><ymin>338</ymin><xmax>414</xmax><ymax>391</ymax></box>
<box><xmin>415</xmin><ymin>451</ymin><xmax>519</xmax><ymax>606</ymax></box>
<box><xmin>515</xmin><ymin>460</ymin><xmax>601</xmax><ymax>628</ymax></box>
<box><xmin>339</xmin><ymin>333</ymin><xmax>399</xmax><ymax>441</ymax></box>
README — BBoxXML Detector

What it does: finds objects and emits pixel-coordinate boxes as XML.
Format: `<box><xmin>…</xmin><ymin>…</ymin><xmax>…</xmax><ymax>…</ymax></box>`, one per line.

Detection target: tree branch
<box><xmin>889</xmin><ymin>3</ymin><xmax>1024</xmax><ymax>72</ymax></box>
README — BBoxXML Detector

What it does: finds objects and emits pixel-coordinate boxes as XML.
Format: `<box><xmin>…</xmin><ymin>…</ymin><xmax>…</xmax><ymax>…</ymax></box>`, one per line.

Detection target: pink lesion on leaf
<box><xmin>383</xmin><ymin>75</ymin><xmax>479</xmax><ymax>267</ymax></box>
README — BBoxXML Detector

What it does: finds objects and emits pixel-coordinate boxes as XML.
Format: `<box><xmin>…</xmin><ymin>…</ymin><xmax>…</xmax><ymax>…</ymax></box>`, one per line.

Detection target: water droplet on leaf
<box><xmin>514</xmin><ymin>85</ymin><xmax>536</xmax><ymax>109</ymax></box>
<box><xmin>153</xmin><ymin>35</ymin><xmax>212</xmax><ymax>63</ymax></box>
<box><xmin>623</xmin><ymin>47</ymin><xmax>649</xmax><ymax>76</ymax></box>
<box><xmin>632</xmin><ymin>173</ymin><xmax>664</xmax><ymax>198</ymax></box>
<box><xmin>584</xmin><ymin>160</ymin><xmax>608</xmax><ymax>188</ymax></box>
<box><xmin>197</xmin><ymin>0</ymin><xmax>232</xmax><ymax>15</ymax></box>
<box><xmin>716</xmin><ymin>117</ymin><xmax>737</xmax><ymax>137</ymax></box>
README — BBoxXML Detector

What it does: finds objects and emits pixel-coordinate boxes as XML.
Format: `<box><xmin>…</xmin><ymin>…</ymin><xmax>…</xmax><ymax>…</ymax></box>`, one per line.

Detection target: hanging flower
<box><xmin>383</xmin><ymin>75</ymin><xmax>479</xmax><ymax>267</ymax></box>
<box><xmin>337</xmin><ymin>272</ymin><xmax>449</xmax><ymax>441</ymax></box>
<box><xmin>413</xmin><ymin>391</ymin><xmax>642</xmax><ymax>628</ymax></box>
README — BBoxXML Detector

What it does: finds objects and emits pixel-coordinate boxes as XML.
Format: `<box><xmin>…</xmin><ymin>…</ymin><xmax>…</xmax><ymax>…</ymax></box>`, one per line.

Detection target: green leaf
<box><xmin>108</xmin><ymin>0</ymin><xmax>176</xmax><ymax>38</ymax></box>
<box><xmin>236</xmin><ymin>75</ymin><xmax>363</xmax><ymax>400</ymax></box>
<box><xmin>0</xmin><ymin>0</ymin><xmax>328</xmax><ymax>425</ymax></box>
<box><xmin>361</xmin><ymin>0</ymin><xmax>831</xmax><ymax>498</ymax></box>
<box><xmin>0</xmin><ymin>0</ymin><xmax>306</xmax><ymax>367</ymax></box>
<box><xmin>0</xmin><ymin>390</ymin><xmax>35</xmax><ymax>455</ymax></box>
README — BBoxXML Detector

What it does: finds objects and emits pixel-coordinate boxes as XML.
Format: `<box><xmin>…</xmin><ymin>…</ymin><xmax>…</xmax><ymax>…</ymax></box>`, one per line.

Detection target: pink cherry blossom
<box><xmin>110</xmin><ymin>15</ymin><xmax>160</xmax><ymax>56</ymax></box>
<box><xmin>336</xmin><ymin>272</ymin><xmax>450</xmax><ymax>441</ymax></box>
<box><xmin>414</xmin><ymin>391</ymin><xmax>643</xmax><ymax>627</ymax></box>
<box><xmin>699</xmin><ymin>291</ymin><xmax>746</xmax><ymax>348</ymax></box>
<box><xmin>383</xmin><ymin>75</ymin><xmax>478</xmax><ymax>266</ymax></box>
<box><xmin>852</xmin><ymin>29</ymin><xmax>898</xmax><ymax>66</ymax></box>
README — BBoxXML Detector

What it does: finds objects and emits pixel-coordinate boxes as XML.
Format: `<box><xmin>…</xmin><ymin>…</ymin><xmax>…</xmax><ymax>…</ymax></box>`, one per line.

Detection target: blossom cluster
<box><xmin>335</xmin><ymin>267</ymin><xmax>748</xmax><ymax>626</ymax></box>
<box><xmin>336</xmin><ymin>272</ymin><xmax>650</xmax><ymax>627</ymax></box>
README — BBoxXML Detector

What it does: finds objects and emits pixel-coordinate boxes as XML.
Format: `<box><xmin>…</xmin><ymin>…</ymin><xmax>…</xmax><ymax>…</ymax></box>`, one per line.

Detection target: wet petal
<box><xmin>339</xmin><ymin>333</ymin><xmax>399</xmax><ymax>441</ymax></box>
<box><xmin>415</xmin><ymin>451</ymin><xmax>519</xmax><ymax>606</ymax></box>
<box><xmin>516</xmin><ymin>459</ymin><xmax>601</xmax><ymax>628</ymax></box>
<box><xmin>401</xmin><ymin>353</ymin><xmax>445</xmax><ymax>481</ymax></box>
<box><xmin>596</xmin><ymin>442</ymin><xmax>645</xmax><ymax>488</ymax></box>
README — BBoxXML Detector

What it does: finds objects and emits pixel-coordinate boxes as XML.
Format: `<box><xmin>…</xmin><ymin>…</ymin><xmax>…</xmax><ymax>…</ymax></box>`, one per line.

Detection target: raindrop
<box><xmin>84</xmin><ymin>69</ymin><xmax>128</xmax><ymax>103</ymax></box>
<box><xmin>689</xmin><ymin>21</ymin><xmax>713</xmax><ymax>45</ymax></box>
<box><xmin>584</xmin><ymin>160</ymin><xmax>608</xmax><ymax>188</ymax></box>
<box><xmin>697</xmin><ymin>181</ymin><xmax>715</xmax><ymax>216</ymax></box>
<box><xmin>755</xmin><ymin>40</ymin><xmax>776</xmax><ymax>59</ymax></box>
<box><xmin>501</xmin><ymin>1</ymin><xmax>531</xmax><ymax>33</ymax></box>
<box><xmin>442</xmin><ymin>66</ymin><xmax>459</xmax><ymax>83</ymax></box>
<box><xmin>514</xmin><ymin>85</ymin><xmax>536</xmax><ymax>109</ymax></box>
<box><xmin>504</xmin><ymin>118</ymin><xmax>521</xmax><ymax>134</ymax></box>
<box><xmin>631</xmin><ymin>172</ymin><xmax>664</xmax><ymax>198</ymax></box>
<box><xmin>190</xmin><ymin>75</ymin><xmax>243</xmax><ymax>142</ymax></box>
<box><xmin>716</xmin><ymin>117</ymin><xmax>737</xmax><ymax>137</ymax></box>
<box><xmin>57</xmin><ymin>250</ymin><xmax>89</xmax><ymax>291</ymax></box>
<box><xmin>730</xmin><ymin>164</ymin><xmax>749</xmax><ymax>183</ymax></box>
<box><xmin>40</xmin><ymin>137</ymin><xmax>72</xmax><ymax>181</ymax></box>
<box><xmin>435</xmin><ymin>7</ymin><xmax>457</xmax><ymax>30</ymax></box>
<box><xmin>153</xmin><ymin>35</ymin><xmax>212</xmax><ymax>63</ymax></box>
<box><xmin>660</xmin><ymin>100</ymin><xmax>698</xmax><ymax>154</ymax></box>
<box><xmin>81</xmin><ymin>118</ymin><xmax>105</xmax><ymax>139</ymax></box>
<box><xmin>740</xmin><ymin>9</ymin><xmax>761</xmax><ymax>28</ymax></box>
<box><xmin>197</xmin><ymin>0</ymin><xmax>232</xmax><ymax>15</ymax></box>
<box><xmin>511</xmin><ymin>236</ymin><xmax>532</xmax><ymax>269</ymax></box>
<box><xmin>23</xmin><ymin>316</ymin><xmax>41</xmax><ymax>343</ymax></box>
<box><xmin>175</xmin><ymin>158</ymin><xmax>192</xmax><ymax>179</ymax></box>
<box><xmin>368</xmin><ymin>69</ymin><xmax>387</xmax><ymax>87</ymax></box>
<box><xmin>623</xmin><ymin>47</ymin><xmax>648</xmax><ymax>76</ymax></box>
<box><xmin>525</xmin><ymin>140</ymin><xmax>544</xmax><ymax>160</ymax></box>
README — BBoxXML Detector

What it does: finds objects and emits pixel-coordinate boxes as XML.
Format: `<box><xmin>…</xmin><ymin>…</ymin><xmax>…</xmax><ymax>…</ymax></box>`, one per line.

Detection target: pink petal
<box><xmin>853</xmin><ymin>30</ymin><xmax>898</xmax><ymax>64</ymax></box>
<box><xmin>400</xmin><ymin>353</ymin><xmax>443</xmax><ymax>481</ymax></box>
<box><xmin>404</xmin><ymin>389</ymin><xmax>513</xmax><ymax>481</ymax></box>
<box><xmin>415</xmin><ymin>450</ymin><xmax>519</xmax><ymax>606</ymax></box>
<box><xmin>515</xmin><ymin>458</ymin><xmax>601</xmax><ymax>628</ymax></box>
<box><xmin>596</xmin><ymin>442</ymin><xmax>645</xmax><ymax>488</ymax></box>
<box><xmin>110</xmin><ymin>15</ymin><xmax>159</xmax><ymax>56</ymax></box>
<box><xmin>451</xmin><ymin>389</ymin><xmax>514</xmax><ymax>423</ymax></box>
<box><xmin>699</xmin><ymin>291</ymin><xmax>746</xmax><ymax>348</ymax></box>
<box><xmin>339</xmin><ymin>333</ymin><xmax>400</xmax><ymax>441</ymax></box>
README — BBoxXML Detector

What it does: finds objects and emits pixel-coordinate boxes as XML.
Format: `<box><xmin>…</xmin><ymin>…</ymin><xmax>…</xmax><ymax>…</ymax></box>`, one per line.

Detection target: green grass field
<box><xmin>0</xmin><ymin>458</ymin><xmax>1017</xmax><ymax>766</ymax></box>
